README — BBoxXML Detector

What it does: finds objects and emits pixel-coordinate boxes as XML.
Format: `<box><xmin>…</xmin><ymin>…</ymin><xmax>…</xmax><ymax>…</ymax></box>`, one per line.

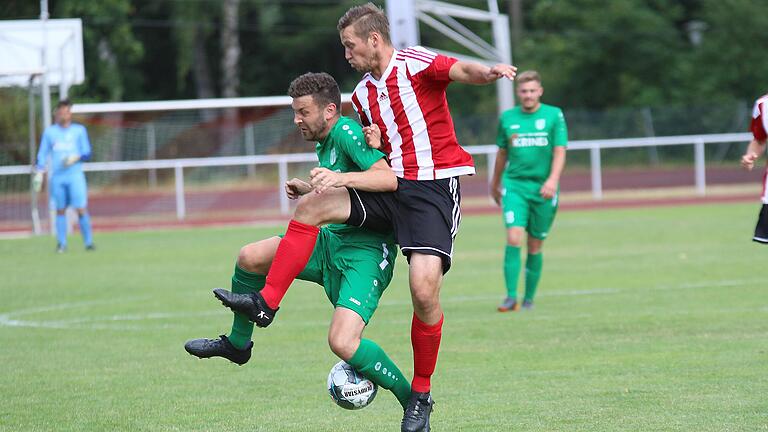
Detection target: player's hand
<box><xmin>741</xmin><ymin>152</ymin><xmax>759</xmax><ymax>171</ymax></box>
<box><xmin>490</xmin><ymin>183</ymin><xmax>502</xmax><ymax>206</ymax></box>
<box><xmin>310</xmin><ymin>167</ymin><xmax>344</xmax><ymax>194</ymax></box>
<box><xmin>285</xmin><ymin>178</ymin><xmax>312</xmax><ymax>199</ymax></box>
<box><xmin>540</xmin><ymin>179</ymin><xmax>558</xmax><ymax>199</ymax></box>
<box><xmin>363</xmin><ymin>124</ymin><xmax>383</xmax><ymax>150</ymax></box>
<box><xmin>488</xmin><ymin>64</ymin><xmax>517</xmax><ymax>81</ymax></box>
<box><xmin>32</xmin><ymin>171</ymin><xmax>44</xmax><ymax>193</ymax></box>
<box><xmin>63</xmin><ymin>154</ymin><xmax>80</xmax><ymax>167</ymax></box>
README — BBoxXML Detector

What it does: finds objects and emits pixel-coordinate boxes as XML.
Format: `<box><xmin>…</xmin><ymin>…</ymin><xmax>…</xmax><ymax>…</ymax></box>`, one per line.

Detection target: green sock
<box><xmin>524</xmin><ymin>252</ymin><xmax>543</xmax><ymax>303</ymax></box>
<box><xmin>504</xmin><ymin>245</ymin><xmax>521</xmax><ymax>299</ymax></box>
<box><xmin>227</xmin><ymin>264</ymin><xmax>266</xmax><ymax>350</ymax></box>
<box><xmin>348</xmin><ymin>339</ymin><xmax>411</xmax><ymax>410</ymax></box>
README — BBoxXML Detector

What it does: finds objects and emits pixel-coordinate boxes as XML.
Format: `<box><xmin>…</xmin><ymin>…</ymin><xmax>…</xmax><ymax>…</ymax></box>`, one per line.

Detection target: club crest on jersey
<box><xmin>330</xmin><ymin>148</ymin><xmax>337</xmax><ymax>165</ymax></box>
<box><xmin>535</xmin><ymin>119</ymin><xmax>546</xmax><ymax>130</ymax></box>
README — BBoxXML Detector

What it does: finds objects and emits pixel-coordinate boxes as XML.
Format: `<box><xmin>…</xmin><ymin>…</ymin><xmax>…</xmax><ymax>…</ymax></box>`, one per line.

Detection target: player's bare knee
<box><xmin>410</xmin><ymin>279</ymin><xmax>440</xmax><ymax>314</ymax></box>
<box><xmin>327</xmin><ymin>329</ymin><xmax>358</xmax><ymax>361</ymax></box>
<box><xmin>237</xmin><ymin>242</ymin><xmax>273</xmax><ymax>274</ymax></box>
<box><xmin>528</xmin><ymin>238</ymin><xmax>543</xmax><ymax>254</ymax></box>
<box><xmin>506</xmin><ymin>228</ymin><xmax>524</xmax><ymax>246</ymax></box>
<box><xmin>236</xmin><ymin>245</ymin><xmax>259</xmax><ymax>272</ymax></box>
<box><xmin>294</xmin><ymin>194</ymin><xmax>324</xmax><ymax>226</ymax></box>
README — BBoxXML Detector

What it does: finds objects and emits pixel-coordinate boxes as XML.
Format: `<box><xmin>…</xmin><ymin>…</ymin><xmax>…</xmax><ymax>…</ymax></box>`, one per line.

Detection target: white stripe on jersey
<box><xmin>372</xmin><ymin>84</ymin><xmax>406</xmax><ymax>177</ymax></box>
<box><xmin>397</xmin><ymin>46</ymin><xmax>436</xmax><ymax>74</ymax></box>
<box><xmin>352</xmin><ymin>46</ymin><xmax>474</xmax><ymax>180</ymax></box>
<box><xmin>394</xmin><ymin>64</ymin><xmax>435</xmax><ymax>180</ymax></box>
<box><xmin>754</xmin><ymin>95</ymin><xmax>768</xmax><ymax>137</ymax></box>
<box><xmin>435</xmin><ymin>166</ymin><xmax>475</xmax><ymax>178</ymax></box>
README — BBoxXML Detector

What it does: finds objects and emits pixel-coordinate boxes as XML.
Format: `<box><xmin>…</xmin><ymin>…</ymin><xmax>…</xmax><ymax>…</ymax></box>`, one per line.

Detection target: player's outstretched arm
<box><xmin>741</xmin><ymin>139</ymin><xmax>766</xmax><ymax>171</ymax></box>
<box><xmin>449</xmin><ymin>61</ymin><xmax>517</xmax><ymax>85</ymax></box>
<box><xmin>310</xmin><ymin>159</ymin><xmax>396</xmax><ymax>194</ymax></box>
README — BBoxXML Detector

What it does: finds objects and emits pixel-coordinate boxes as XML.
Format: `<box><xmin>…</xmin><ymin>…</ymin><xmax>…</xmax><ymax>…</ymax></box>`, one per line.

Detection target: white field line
<box><xmin>0</xmin><ymin>279</ymin><xmax>763</xmax><ymax>331</ymax></box>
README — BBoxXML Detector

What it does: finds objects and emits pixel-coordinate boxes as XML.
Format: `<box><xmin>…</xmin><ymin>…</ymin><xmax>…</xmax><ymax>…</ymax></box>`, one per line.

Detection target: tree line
<box><xmin>2</xmin><ymin>0</ymin><xmax>765</xmax><ymax>111</ymax></box>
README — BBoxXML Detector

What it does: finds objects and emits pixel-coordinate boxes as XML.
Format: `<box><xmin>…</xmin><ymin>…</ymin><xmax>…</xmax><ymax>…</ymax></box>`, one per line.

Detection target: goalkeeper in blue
<box><xmin>33</xmin><ymin>99</ymin><xmax>95</xmax><ymax>253</ymax></box>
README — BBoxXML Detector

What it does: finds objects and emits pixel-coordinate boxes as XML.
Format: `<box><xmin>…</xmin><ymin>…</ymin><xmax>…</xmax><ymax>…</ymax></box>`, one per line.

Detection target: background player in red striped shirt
<box><xmin>740</xmin><ymin>94</ymin><xmax>768</xmax><ymax>243</ymax></box>
<box><xmin>213</xmin><ymin>4</ymin><xmax>516</xmax><ymax>431</ymax></box>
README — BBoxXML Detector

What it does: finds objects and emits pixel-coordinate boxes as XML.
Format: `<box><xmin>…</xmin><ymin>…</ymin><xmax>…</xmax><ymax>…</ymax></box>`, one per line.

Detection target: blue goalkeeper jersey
<box><xmin>36</xmin><ymin>123</ymin><xmax>92</xmax><ymax>177</ymax></box>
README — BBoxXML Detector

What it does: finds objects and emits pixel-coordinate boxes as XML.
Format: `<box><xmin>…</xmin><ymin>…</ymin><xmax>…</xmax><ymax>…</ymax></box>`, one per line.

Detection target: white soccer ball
<box><xmin>327</xmin><ymin>360</ymin><xmax>378</xmax><ymax>410</ymax></box>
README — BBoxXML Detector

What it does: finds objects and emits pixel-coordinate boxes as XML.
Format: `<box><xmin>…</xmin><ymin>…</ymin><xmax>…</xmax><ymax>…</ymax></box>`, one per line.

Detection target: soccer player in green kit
<box><xmin>185</xmin><ymin>72</ymin><xmax>412</xmax><ymax>410</ymax></box>
<box><xmin>490</xmin><ymin>70</ymin><xmax>567</xmax><ymax>312</ymax></box>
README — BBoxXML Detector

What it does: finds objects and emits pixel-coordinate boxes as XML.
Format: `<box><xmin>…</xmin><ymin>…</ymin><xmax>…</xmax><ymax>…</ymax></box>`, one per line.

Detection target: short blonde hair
<box><xmin>516</xmin><ymin>70</ymin><xmax>541</xmax><ymax>85</ymax></box>
<box><xmin>337</xmin><ymin>3</ymin><xmax>391</xmax><ymax>44</ymax></box>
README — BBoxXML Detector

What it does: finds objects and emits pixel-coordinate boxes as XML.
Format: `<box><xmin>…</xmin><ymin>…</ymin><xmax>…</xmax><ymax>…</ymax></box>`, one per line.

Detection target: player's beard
<box><xmin>302</xmin><ymin>117</ymin><xmax>328</xmax><ymax>142</ymax></box>
<box><xmin>353</xmin><ymin>50</ymin><xmax>378</xmax><ymax>74</ymax></box>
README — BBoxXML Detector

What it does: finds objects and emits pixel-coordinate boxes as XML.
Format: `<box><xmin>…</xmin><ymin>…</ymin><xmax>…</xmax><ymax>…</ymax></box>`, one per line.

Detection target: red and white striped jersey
<box><xmin>350</xmin><ymin>46</ymin><xmax>475</xmax><ymax>180</ymax></box>
<box><xmin>751</xmin><ymin>95</ymin><xmax>768</xmax><ymax>142</ymax></box>
<box><xmin>750</xmin><ymin>95</ymin><xmax>768</xmax><ymax>203</ymax></box>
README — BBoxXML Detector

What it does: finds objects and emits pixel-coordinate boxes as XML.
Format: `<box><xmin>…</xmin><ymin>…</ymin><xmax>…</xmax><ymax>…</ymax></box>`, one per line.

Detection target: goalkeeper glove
<box><xmin>32</xmin><ymin>172</ymin><xmax>44</xmax><ymax>193</ymax></box>
<box><xmin>64</xmin><ymin>155</ymin><xmax>80</xmax><ymax>167</ymax></box>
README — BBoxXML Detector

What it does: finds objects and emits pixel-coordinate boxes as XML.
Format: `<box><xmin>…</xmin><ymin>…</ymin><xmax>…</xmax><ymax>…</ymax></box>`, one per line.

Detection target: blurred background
<box><xmin>1</xmin><ymin>0</ymin><xmax>767</xmax><ymax>233</ymax></box>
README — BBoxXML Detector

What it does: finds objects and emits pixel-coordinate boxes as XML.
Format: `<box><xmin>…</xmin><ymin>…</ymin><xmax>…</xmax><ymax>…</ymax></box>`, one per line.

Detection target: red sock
<box><xmin>411</xmin><ymin>313</ymin><xmax>444</xmax><ymax>393</ymax></box>
<box><xmin>259</xmin><ymin>219</ymin><xmax>320</xmax><ymax>309</ymax></box>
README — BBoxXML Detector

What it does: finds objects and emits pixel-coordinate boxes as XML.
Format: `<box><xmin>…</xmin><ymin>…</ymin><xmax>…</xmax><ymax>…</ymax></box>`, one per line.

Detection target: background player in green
<box><xmin>490</xmin><ymin>70</ymin><xmax>567</xmax><ymax>312</ymax></box>
<box><xmin>185</xmin><ymin>72</ymin><xmax>412</xmax><ymax>409</ymax></box>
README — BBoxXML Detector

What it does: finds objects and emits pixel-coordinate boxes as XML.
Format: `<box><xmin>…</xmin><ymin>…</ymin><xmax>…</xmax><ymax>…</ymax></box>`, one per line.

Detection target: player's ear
<box><xmin>326</xmin><ymin>103</ymin><xmax>337</xmax><ymax>118</ymax></box>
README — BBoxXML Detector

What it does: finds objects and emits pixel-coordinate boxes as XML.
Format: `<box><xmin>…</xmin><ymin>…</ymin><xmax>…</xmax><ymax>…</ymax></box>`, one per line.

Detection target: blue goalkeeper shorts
<box><xmin>50</xmin><ymin>172</ymin><xmax>88</xmax><ymax>210</ymax></box>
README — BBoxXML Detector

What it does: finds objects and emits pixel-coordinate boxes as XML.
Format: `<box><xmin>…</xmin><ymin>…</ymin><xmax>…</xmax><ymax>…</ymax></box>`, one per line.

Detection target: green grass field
<box><xmin>1</xmin><ymin>203</ymin><xmax>766</xmax><ymax>431</ymax></box>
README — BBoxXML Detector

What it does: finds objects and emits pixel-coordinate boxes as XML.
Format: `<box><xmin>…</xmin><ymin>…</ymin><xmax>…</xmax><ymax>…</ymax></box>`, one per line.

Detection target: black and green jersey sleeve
<box><xmin>317</xmin><ymin>116</ymin><xmax>386</xmax><ymax>173</ymax></box>
<box><xmin>315</xmin><ymin>116</ymin><xmax>395</xmax><ymax>244</ymax></box>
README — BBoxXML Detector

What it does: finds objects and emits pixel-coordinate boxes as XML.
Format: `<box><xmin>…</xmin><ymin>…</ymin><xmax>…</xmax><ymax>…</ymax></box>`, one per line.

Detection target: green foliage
<box><xmin>56</xmin><ymin>0</ymin><xmax>143</xmax><ymax>101</ymax></box>
<box><xmin>687</xmin><ymin>0</ymin><xmax>768</xmax><ymax>103</ymax></box>
<box><xmin>519</xmin><ymin>0</ymin><xmax>686</xmax><ymax>108</ymax></box>
<box><xmin>0</xmin><ymin>89</ymin><xmax>34</xmax><ymax>166</ymax></box>
<box><xmin>1</xmin><ymin>0</ymin><xmax>767</xmax><ymax>160</ymax></box>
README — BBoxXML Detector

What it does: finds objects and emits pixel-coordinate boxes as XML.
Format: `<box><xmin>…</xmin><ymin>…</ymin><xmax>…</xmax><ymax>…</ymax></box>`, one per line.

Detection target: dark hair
<box><xmin>56</xmin><ymin>99</ymin><xmax>72</xmax><ymax>109</ymax></box>
<box><xmin>337</xmin><ymin>2</ymin><xmax>390</xmax><ymax>44</ymax></box>
<box><xmin>287</xmin><ymin>72</ymin><xmax>341</xmax><ymax>110</ymax></box>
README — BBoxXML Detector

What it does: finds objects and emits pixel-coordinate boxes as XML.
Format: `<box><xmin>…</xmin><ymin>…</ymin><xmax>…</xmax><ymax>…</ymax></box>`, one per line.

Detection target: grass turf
<box><xmin>0</xmin><ymin>202</ymin><xmax>766</xmax><ymax>431</ymax></box>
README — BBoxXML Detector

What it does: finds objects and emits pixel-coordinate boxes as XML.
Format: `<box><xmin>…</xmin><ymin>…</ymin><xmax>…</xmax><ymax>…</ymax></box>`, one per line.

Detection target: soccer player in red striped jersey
<box><xmin>212</xmin><ymin>4</ymin><xmax>515</xmax><ymax>431</ymax></box>
<box><xmin>336</xmin><ymin>5</ymin><xmax>514</xmax><ymax>429</ymax></box>
<box><xmin>740</xmin><ymin>93</ymin><xmax>768</xmax><ymax>243</ymax></box>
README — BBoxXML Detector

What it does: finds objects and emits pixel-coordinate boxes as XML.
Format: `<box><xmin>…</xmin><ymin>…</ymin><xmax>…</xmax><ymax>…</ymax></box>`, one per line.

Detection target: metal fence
<box><xmin>0</xmin><ymin>132</ymin><xmax>754</xmax><ymax>234</ymax></box>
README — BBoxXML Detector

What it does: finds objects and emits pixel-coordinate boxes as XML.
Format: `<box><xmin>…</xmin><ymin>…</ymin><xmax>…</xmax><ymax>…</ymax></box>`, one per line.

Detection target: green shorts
<box><xmin>295</xmin><ymin>228</ymin><xmax>396</xmax><ymax>324</ymax></box>
<box><xmin>501</xmin><ymin>178</ymin><xmax>559</xmax><ymax>240</ymax></box>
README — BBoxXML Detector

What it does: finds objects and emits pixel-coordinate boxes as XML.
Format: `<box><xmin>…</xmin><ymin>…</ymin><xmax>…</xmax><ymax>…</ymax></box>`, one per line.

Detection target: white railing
<box><xmin>1</xmin><ymin>132</ymin><xmax>752</xmax><ymax>221</ymax></box>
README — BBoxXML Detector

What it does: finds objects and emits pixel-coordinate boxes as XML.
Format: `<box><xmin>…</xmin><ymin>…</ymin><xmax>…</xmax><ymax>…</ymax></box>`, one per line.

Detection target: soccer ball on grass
<box><xmin>327</xmin><ymin>360</ymin><xmax>377</xmax><ymax>410</ymax></box>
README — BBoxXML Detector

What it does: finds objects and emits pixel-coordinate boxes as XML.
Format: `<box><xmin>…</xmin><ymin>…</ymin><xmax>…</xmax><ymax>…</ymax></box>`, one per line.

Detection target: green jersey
<box><xmin>315</xmin><ymin>116</ymin><xmax>395</xmax><ymax>245</ymax></box>
<box><xmin>496</xmin><ymin>104</ymin><xmax>568</xmax><ymax>183</ymax></box>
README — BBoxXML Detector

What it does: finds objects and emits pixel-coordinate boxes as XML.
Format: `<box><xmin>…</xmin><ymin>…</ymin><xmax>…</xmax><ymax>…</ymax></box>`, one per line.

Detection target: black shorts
<box><xmin>346</xmin><ymin>177</ymin><xmax>461</xmax><ymax>273</ymax></box>
<box><xmin>753</xmin><ymin>204</ymin><xmax>768</xmax><ymax>244</ymax></box>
